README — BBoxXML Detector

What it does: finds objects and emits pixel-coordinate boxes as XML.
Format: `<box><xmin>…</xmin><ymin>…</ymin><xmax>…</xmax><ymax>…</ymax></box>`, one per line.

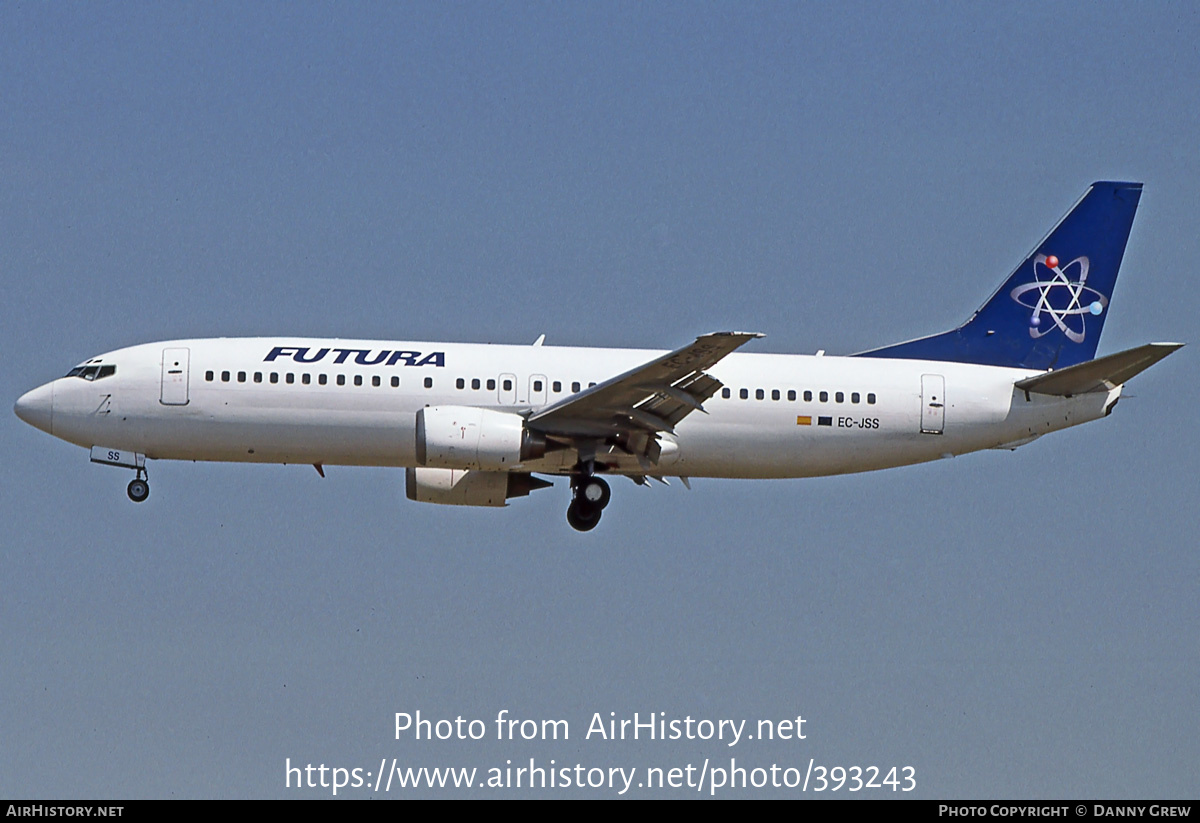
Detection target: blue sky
<box><xmin>3</xmin><ymin>2</ymin><xmax>1197</xmax><ymax>798</ymax></box>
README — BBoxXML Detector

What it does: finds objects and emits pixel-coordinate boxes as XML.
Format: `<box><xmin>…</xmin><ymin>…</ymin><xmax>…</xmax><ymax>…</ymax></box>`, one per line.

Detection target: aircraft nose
<box><xmin>14</xmin><ymin>382</ymin><xmax>54</xmax><ymax>435</ymax></box>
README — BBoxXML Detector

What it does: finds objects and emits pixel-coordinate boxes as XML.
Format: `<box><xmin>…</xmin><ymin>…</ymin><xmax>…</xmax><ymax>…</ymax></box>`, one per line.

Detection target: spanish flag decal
<box><xmin>796</xmin><ymin>415</ymin><xmax>812</xmax><ymax>426</ymax></box>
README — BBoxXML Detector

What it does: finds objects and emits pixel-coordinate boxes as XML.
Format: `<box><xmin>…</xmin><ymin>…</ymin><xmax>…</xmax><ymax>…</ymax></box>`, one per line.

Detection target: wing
<box><xmin>527</xmin><ymin>332</ymin><xmax>762</xmax><ymax>462</ymax></box>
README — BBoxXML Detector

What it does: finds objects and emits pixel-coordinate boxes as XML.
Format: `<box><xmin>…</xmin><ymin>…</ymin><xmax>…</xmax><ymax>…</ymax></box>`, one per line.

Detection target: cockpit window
<box><xmin>65</xmin><ymin>364</ymin><xmax>116</xmax><ymax>381</ymax></box>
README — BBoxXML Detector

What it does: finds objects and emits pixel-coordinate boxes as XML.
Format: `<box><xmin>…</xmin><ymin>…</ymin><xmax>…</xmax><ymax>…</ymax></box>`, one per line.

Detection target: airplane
<box><xmin>14</xmin><ymin>181</ymin><xmax>1182</xmax><ymax>531</ymax></box>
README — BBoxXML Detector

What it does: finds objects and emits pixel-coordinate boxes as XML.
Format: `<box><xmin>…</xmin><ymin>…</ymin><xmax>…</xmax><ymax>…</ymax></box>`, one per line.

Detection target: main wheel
<box><xmin>566</xmin><ymin>499</ymin><xmax>601</xmax><ymax>532</ymax></box>
<box><xmin>127</xmin><ymin>478</ymin><xmax>150</xmax><ymax>503</ymax></box>
<box><xmin>578</xmin><ymin>476</ymin><xmax>611</xmax><ymax>510</ymax></box>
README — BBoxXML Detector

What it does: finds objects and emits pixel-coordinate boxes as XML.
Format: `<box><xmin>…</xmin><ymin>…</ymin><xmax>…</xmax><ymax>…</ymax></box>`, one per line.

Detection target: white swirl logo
<box><xmin>1010</xmin><ymin>254</ymin><xmax>1106</xmax><ymax>343</ymax></box>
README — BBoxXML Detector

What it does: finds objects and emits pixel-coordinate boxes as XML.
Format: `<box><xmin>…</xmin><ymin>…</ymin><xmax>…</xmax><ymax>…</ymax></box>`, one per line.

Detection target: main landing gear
<box><xmin>566</xmin><ymin>473</ymin><xmax>610</xmax><ymax>532</ymax></box>
<box><xmin>127</xmin><ymin>468</ymin><xmax>150</xmax><ymax>503</ymax></box>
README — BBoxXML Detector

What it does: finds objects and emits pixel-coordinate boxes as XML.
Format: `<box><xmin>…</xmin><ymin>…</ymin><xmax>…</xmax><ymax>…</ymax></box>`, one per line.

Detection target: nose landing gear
<box><xmin>127</xmin><ymin>468</ymin><xmax>149</xmax><ymax>503</ymax></box>
<box><xmin>567</xmin><ymin>473</ymin><xmax>610</xmax><ymax>532</ymax></box>
<box><xmin>89</xmin><ymin>447</ymin><xmax>150</xmax><ymax>503</ymax></box>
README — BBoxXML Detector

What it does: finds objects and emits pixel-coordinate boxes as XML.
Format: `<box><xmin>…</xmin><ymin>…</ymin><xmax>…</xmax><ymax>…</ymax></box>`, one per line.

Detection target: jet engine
<box><xmin>405</xmin><ymin>467</ymin><xmax>552</xmax><ymax>507</ymax></box>
<box><xmin>415</xmin><ymin>406</ymin><xmax>546</xmax><ymax>470</ymax></box>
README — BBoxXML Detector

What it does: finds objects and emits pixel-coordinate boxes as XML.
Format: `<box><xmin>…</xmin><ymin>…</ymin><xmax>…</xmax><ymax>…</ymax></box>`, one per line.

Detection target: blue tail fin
<box><xmin>854</xmin><ymin>181</ymin><xmax>1142</xmax><ymax>370</ymax></box>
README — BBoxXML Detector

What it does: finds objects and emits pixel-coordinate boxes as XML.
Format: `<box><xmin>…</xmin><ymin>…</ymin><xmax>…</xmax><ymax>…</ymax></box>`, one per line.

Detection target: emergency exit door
<box><xmin>497</xmin><ymin>372</ymin><xmax>517</xmax><ymax>405</ymax></box>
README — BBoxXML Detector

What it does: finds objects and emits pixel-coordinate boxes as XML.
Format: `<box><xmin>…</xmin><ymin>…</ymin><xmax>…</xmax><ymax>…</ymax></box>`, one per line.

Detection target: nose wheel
<box><xmin>127</xmin><ymin>470</ymin><xmax>150</xmax><ymax>503</ymax></box>
<box><xmin>567</xmin><ymin>475</ymin><xmax>610</xmax><ymax>532</ymax></box>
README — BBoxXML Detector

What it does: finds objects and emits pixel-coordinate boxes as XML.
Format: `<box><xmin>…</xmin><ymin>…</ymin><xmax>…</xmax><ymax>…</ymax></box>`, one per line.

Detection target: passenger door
<box><xmin>160</xmin><ymin>348</ymin><xmax>190</xmax><ymax>406</ymax></box>
<box><xmin>920</xmin><ymin>374</ymin><xmax>945</xmax><ymax>434</ymax></box>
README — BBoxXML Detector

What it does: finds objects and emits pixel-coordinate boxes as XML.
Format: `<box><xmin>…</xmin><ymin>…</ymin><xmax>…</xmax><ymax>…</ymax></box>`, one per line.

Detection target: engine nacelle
<box><xmin>405</xmin><ymin>467</ymin><xmax>552</xmax><ymax>507</ymax></box>
<box><xmin>415</xmin><ymin>406</ymin><xmax>545</xmax><ymax>470</ymax></box>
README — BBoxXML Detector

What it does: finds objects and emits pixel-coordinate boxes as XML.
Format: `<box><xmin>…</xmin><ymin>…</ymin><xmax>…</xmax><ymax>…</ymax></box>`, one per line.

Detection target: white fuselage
<box><xmin>26</xmin><ymin>337</ymin><xmax>1118</xmax><ymax>480</ymax></box>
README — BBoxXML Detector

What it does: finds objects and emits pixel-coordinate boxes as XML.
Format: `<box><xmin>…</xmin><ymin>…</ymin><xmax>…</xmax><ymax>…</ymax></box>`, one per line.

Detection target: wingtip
<box><xmin>699</xmin><ymin>330</ymin><xmax>765</xmax><ymax>341</ymax></box>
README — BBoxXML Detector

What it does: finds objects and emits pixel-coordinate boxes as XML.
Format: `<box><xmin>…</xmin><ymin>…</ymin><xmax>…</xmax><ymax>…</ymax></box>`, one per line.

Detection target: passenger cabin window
<box><xmin>391</xmin><ymin>376</ymin><xmax>399</xmax><ymax>388</ymax></box>
<box><xmin>804</xmin><ymin>390</ymin><xmax>813</xmax><ymax>402</ymax></box>
<box><xmin>771</xmin><ymin>389</ymin><xmax>780</xmax><ymax>401</ymax></box>
<box><xmin>205</xmin><ymin>370</ymin><xmax>214</xmax><ymax>382</ymax></box>
<box><xmin>819</xmin><ymin>391</ymin><xmax>828</xmax><ymax>402</ymax></box>
<box><xmin>739</xmin><ymin>388</ymin><xmax>748</xmax><ymax>400</ymax></box>
<box><xmin>302</xmin><ymin>374</ymin><xmax>311</xmax><ymax>385</ymax></box>
<box><xmin>254</xmin><ymin>372</ymin><xmax>263</xmax><ymax>383</ymax></box>
<box><xmin>318</xmin><ymin>374</ymin><xmax>326</xmax><ymax>385</ymax></box>
<box><xmin>472</xmin><ymin>378</ymin><xmax>481</xmax><ymax>390</ymax></box>
<box><xmin>286</xmin><ymin>373</ymin><xmax>295</xmax><ymax>384</ymax></box>
<box><xmin>867</xmin><ymin>393</ymin><xmax>876</xmax><ymax>404</ymax></box>
<box><xmin>502</xmin><ymin>378</ymin><xmax>512</xmax><ymax>391</ymax></box>
<box><xmin>835</xmin><ymin>391</ymin><xmax>844</xmax><ymax>403</ymax></box>
<box><xmin>424</xmin><ymin>377</ymin><xmax>433</xmax><ymax>389</ymax></box>
<box><xmin>372</xmin><ymin>376</ymin><xmax>380</xmax><ymax>387</ymax></box>
<box><xmin>553</xmin><ymin>381</ymin><xmax>561</xmax><ymax>393</ymax></box>
<box><xmin>533</xmin><ymin>380</ymin><xmax>543</xmax><ymax>392</ymax></box>
<box><xmin>336</xmin><ymin>375</ymin><xmax>345</xmax><ymax>386</ymax></box>
<box><xmin>270</xmin><ymin>373</ymin><xmax>279</xmax><ymax>384</ymax></box>
<box><xmin>238</xmin><ymin>371</ymin><xmax>246</xmax><ymax>383</ymax></box>
<box><xmin>851</xmin><ymin>392</ymin><xmax>860</xmax><ymax>403</ymax></box>
<box><xmin>755</xmin><ymin>388</ymin><xmax>764</xmax><ymax>400</ymax></box>
<box><xmin>456</xmin><ymin>378</ymin><xmax>465</xmax><ymax>389</ymax></box>
<box><xmin>354</xmin><ymin>375</ymin><xmax>363</xmax><ymax>386</ymax></box>
<box><xmin>787</xmin><ymin>390</ymin><xmax>796</xmax><ymax>401</ymax></box>
<box><xmin>221</xmin><ymin>371</ymin><xmax>231</xmax><ymax>382</ymax></box>
<box><xmin>487</xmin><ymin>379</ymin><xmax>496</xmax><ymax>391</ymax></box>
<box><xmin>722</xmin><ymin>388</ymin><xmax>731</xmax><ymax>399</ymax></box>
<box><xmin>572</xmin><ymin>382</ymin><xmax>581</xmax><ymax>393</ymax></box>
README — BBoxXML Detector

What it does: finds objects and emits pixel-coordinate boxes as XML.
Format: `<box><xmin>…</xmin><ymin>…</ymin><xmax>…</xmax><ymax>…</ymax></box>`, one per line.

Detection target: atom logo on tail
<box><xmin>1010</xmin><ymin>254</ymin><xmax>1107</xmax><ymax>343</ymax></box>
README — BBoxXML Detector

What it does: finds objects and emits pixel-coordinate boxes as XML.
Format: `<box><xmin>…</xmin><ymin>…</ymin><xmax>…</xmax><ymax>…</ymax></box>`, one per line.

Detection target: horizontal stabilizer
<box><xmin>1014</xmin><ymin>342</ymin><xmax>1183</xmax><ymax>396</ymax></box>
